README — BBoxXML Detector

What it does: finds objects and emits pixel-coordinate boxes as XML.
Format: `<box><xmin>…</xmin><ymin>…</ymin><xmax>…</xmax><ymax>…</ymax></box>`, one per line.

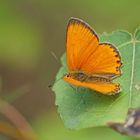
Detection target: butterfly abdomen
<box><xmin>69</xmin><ymin>72</ymin><xmax>111</xmax><ymax>83</ymax></box>
<box><xmin>87</xmin><ymin>76</ymin><xmax>111</xmax><ymax>83</ymax></box>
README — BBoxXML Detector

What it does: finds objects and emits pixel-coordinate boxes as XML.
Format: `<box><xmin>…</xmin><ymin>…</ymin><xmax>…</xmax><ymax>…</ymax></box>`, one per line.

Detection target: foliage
<box><xmin>53</xmin><ymin>28</ymin><xmax>140</xmax><ymax>129</ymax></box>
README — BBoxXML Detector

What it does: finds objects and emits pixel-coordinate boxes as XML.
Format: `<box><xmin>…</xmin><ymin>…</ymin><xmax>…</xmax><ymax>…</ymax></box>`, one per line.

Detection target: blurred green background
<box><xmin>0</xmin><ymin>0</ymin><xmax>140</xmax><ymax>139</ymax></box>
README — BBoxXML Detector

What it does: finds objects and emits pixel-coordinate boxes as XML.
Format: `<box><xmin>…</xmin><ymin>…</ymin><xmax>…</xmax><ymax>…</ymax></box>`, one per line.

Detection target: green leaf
<box><xmin>32</xmin><ymin>112</ymin><xmax>138</xmax><ymax>140</ymax></box>
<box><xmin>53</xmin><ymin>27</ymin><xmax>140</xmax><ymax>129</ymax></box>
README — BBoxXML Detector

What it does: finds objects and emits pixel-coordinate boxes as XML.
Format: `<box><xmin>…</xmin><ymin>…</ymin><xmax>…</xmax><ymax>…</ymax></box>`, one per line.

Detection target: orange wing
<box><xmin>63</xmin><ymin>76</ymin><xmax>120</xmax><ymax>95</ymax></box>
<box><xmin>66</xmin><ymin>18</ymin><xmax>122</xmax><ymax>77</ymax></box>
<box><xmin>66</xmin><ymin>17</ymin><xmax>99</xmax><ymax>71</ymax></box>
<box><xmin>81</xmin><ymin>43</ymin><xmax>122</xmax><ymax>76</ymax></box>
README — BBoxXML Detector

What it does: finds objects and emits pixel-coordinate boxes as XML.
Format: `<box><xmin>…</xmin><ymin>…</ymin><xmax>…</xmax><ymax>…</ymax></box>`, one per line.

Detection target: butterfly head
<box><xmin>63</xmin><ymin>73</ymin><xmax>72</xmax><ymax>81</ymax></box>
<box><xmin>63</xmin><ymin>72</ymin><xmax>87</xmax><ymax>83</ymax></box>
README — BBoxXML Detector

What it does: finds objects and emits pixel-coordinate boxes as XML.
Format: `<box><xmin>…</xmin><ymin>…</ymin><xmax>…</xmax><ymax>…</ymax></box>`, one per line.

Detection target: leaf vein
<box><xmin>129</xmin><ymin>41</ymin><xmax>135</xmax><ymax>107</ymax></box>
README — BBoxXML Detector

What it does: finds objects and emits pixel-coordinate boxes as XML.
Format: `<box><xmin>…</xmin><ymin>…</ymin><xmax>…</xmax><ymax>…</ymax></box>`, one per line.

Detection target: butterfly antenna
<box><xmin>48</xmin><ymin>76</ymin><xmax>63</xmax><ymax>89</ymax></box>
<box><xmin>50</xmin><ymin>51</ymin><xmax>61</xmax><ymax>65</ymax></box>
<box><xmin>48</xmin><ymin>51</ymin><xmax>62</xmax><ymax>89</ymax></box>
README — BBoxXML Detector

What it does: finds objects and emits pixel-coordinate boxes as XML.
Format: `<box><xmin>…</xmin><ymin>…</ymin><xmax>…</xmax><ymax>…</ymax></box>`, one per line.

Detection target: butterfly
<box><xmin>63</xmin><ymin>17</ymin><xmax>122</xmax><ymax>95</ymax></box>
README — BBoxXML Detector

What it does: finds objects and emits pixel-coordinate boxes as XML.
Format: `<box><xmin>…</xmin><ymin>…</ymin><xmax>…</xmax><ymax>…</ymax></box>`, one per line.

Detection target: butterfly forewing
<box><xmin>66</xmin><ymin>17</ymin><xmax>99</xmax><ymax>71</ymax></box>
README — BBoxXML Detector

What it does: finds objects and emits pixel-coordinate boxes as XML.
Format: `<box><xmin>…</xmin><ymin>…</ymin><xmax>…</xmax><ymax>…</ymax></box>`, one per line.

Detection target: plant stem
<box><xmin>0</xmin><ymin>98</ymin><xmax>37</xmax><ymax>140</ymax></box>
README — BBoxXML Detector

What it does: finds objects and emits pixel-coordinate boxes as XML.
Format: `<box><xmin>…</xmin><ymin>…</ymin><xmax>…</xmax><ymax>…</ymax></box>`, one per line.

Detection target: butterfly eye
<box><xmin>65</xmin><ymin>74</ymin><xmax>70</xmax><ymax>78</ymax></box>
<box><xmin>66</xmin><ymin>75</ymin><xmax>70</xmax><ymax>77</ymax></box>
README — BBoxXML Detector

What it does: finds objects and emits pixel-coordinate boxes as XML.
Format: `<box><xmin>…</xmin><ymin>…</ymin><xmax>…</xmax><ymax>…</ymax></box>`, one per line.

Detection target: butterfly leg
<box><xmin>69</xmin><ymin>84</ymin><xmax>80</xmax><ymax>94</ymax></box>
<box><xmin>69</xmin><ymin>84</ymin><xmax>76</xmax><ymax>91</ymax></box>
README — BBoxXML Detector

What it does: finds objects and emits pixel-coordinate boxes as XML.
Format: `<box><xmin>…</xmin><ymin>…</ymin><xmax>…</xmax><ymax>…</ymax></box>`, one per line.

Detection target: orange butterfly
<box><xmin>63</xmin><ymin>17</ymin><xmax>122</xmax><ymax>95</ymax></box>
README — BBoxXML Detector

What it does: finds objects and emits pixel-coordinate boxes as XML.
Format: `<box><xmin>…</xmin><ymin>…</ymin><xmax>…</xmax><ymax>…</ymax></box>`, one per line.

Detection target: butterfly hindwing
<box><xmin>63</xmin><ymin>76</ymin><xmax>120</xmax><ymax>94</ymax></box>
